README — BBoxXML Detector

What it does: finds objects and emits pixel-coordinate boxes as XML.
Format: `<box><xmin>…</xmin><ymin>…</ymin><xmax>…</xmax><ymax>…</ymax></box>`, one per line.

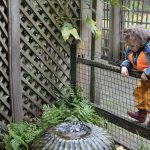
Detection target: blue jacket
<box><xmin>121</xmin><ymin>40</ymin><xmax>150</xmax><ymax>76</ymax></box>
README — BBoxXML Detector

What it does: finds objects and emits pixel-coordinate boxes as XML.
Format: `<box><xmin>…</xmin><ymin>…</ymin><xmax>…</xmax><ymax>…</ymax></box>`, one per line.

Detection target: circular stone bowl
<box><xmin>29</xmin><ymin>122</ymin><xmax>116</xmax><ymax>150</ymax></box>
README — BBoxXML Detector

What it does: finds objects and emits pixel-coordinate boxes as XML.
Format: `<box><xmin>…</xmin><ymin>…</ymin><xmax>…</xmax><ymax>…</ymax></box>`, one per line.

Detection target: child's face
<box><xmin>126</xmin><ymin>38</ymin><xmax>141</xmax><ymax>52</ymax></box>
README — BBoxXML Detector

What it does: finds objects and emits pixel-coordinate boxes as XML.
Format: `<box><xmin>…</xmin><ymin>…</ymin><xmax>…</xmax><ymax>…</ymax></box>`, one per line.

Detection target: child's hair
<box><xmin>123</xmin><ymin>25</ymin><xmax>150</xmax><ymax>47</ymax></box>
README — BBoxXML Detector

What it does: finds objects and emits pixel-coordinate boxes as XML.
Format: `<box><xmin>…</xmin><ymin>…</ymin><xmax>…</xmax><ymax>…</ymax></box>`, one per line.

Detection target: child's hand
<box><xmin>141</xmin><ymin>72</ymin><xmax>148</xmax><ymax>80</ymax></box>
<box><xmin>121</xmin><ymin>67</ymin><xmax>129</xmax><ymax>77</ymax></box>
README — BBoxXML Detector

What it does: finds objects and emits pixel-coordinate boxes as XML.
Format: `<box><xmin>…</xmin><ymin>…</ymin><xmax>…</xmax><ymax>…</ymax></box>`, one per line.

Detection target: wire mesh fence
<box><xmin>77</xmin><ymin>56</ymin><xmax>150</xmax><ymax>150</ymax></box>
<box><xmin>75</xmin><ymin>47</ymin><xmax>150</xmax><ymax>149</ymax></box>
<box><xmin>77</xmin><ymin>0</ymin><xmax>150</xmax><ymax>148</ymax></box>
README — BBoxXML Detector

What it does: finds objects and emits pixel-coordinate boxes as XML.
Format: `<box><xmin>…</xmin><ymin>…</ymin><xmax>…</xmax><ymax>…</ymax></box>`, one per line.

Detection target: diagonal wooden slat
<box><xmin>0</xmin><ymin>1</ymin><xmax>10</xmax><ymax>139</ymax></box>
<box><xmin>20</xmin><ymin>21</ymin><xmax>70</xmax><ymax>79</ymax></box>
<box><xmin>1</xmin><ymin>0</ymin><xmax>7</xmax><ymax>8</ymax></box>
<box><xmin>68</xmin><ymin>2</ymin><xmax>79</xmax><ymax>18</ymax></box>
<box><xmin>44</xmin><ymin>0</ymin><xmax>78</xmax><ymax>33</ymax></box>
<box><xmin>21</xmin><ymin>64</ymin><xmax>57</xmax><ymax>100</ymax></box>
<box><xmin>0</xmin><ymin>96</ymin><xmax>10</xmax><ymax>110</ymax></box>
<box><xmin>24</xmin><ymin>0</ymin><xmax>70</xmax><ymax>55</ymax></box>
<box><xmin>0</xmin><ymin>37</ymin><xmax>8</xmax><ymax>52</ymax></box>
<box><xmin>74</xmin><ymin>0</ymin><xmax>80</xmax><ymax>7</ymax></box>
<box><xmin>22</xmin><ymin>77</ymin><xmax>51</xmax><ymax>104</ymax></box>
<box><xmin>0</xmin><ymin>22</ymin><xmax>8</xmax><ymax>38</ymax></box>
<box><xmin>23</xmin><ymin>104</ymin><xmax>38</xmax><ymax>117</ymax></box>
<box><xmin>19</xmin><ymin>0</ymin><xmax>80</xmax><ymax>120</ymax></box>
<box><xmin>56</xmin><ymin>0</ymin><xmax>79</xmax><ymax>18</ymax></box>
<box><xmin>36</xmin><ymin>0</ymin><xmax>72</xmax><ymax>47</ymax></box>
<box><xmin>44</xmin><ymin>1</ymin><xmax>78</xmax><ymax>32</ymax></box>
<box><xmin>21</xmin><ymin>50</ymin><xmax>62</xmax><ymax>92</ymax></box>
<box><xmin>0</xmin><ymin>122</ymin><xmax>8</xmax><ymax>132</ymax></box>
<box><xmin>0</xmin><ymin>53</ymin><xmax>8</xmax><ymax>67</ymax></box>
<box><xmin>21</xmin><ymin>34</ymin><xmax>67</xmax><ymax>87</ymax></box>
<box><xmin>0</xmin><ymin>109</ymin><xmax>11</xmax><ymax>122</ymax></box>
<box><xmin>0</xmin><ymin>81</ymin><xmax>9</xmax><ymax>95</ymax></box>
<box><xmin>36</xmin><ymin>1</ymin><xmax>63</xmax><ymax>33</ymax></box>
<box><xmin>56</xmin><ymin>0</ymin><xmax>79</xmax><ymax>31</ymax></box>
<box><xmin>0</xmin><ymin>66</ymin><xmax>9</xmax><ymax>81</ymax></box>
<box><xmin>20</xmin><ymin>10</ymin><xmax>70</xmax><ymax>67</ymax></box>
<box><xmin>0</xmin><ymin>7</ymin><xmax>8</xmax><ymax>23</ymax></box>
<box><xmin>22</xmin><ymin>91</ymin><xmax>43</xmax><ymax>109</ymax></box>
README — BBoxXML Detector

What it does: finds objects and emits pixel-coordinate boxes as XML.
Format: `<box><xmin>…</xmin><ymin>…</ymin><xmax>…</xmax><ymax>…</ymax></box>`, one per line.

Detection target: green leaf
<box><xmin>109</xmin><ymin>0</ymin><xmax>119</xmax><ymax>5</ymax></box>
<box><xmin>61</xmin><ymin>22</ymin><xmax>81</xmax><ymax>41</ymax></box>
<box><xmin>85</xmin><ymin>16</ymin><xmax>101</xmax><ymax>39</ymax></box>
<box><xmin>10</xmin><ymin>139</ymin><xmax>21</xmax><ymax>150</ymax></box>
<box><xmin>61</xmin><ymin>22</ymin><xmax>72</xmax><ymax>41</ymax></box>
<box><xmin>9</xmin><ymin>129</ymin><xmax>27</xmax><ymax>147</ymax></box>
<box><xmin>4</xmin><ymin>122</ymin><xmax>42</xmax><ymax>150</ymax></box>
<box><xmin>95</xmin><ymin>29</ymin><xmax>101</xmax><ymax>39</ymax></box>
<box><xmin>70</xmin><ymin>28</ymin><xmax>81</xmax><ymax>40</ymax></box>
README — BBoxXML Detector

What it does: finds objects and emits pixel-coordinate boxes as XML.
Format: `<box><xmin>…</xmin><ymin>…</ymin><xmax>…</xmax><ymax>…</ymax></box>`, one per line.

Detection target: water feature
<box><xmin>29</xmin><ymin>122</ymin><xmax>116</xmax><ymax>150</ymax></box>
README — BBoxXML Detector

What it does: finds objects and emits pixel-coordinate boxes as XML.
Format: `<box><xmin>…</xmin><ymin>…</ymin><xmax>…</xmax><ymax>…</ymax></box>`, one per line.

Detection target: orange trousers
<box><xmin>134</xmin><ymin>79</ymin><xmax>150</xmax><ymax>110</ymax></box>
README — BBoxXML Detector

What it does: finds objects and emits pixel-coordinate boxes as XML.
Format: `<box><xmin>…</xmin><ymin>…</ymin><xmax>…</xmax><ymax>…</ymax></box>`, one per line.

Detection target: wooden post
<box><xmin>95</xmin><ymin>0</ymin><xmax>103</xmax><ymax>58</ymax></box>
<box><xmin>109</xmin><ymin>6</ymin><xmax>121</xmax><ymax>59</ymax></box>
<box><xmin>80</xmin><ymin>0</ymin><xmax>92</xmax><ymax>100</ymax></box>
<box><xmin>8</xmin><ymin>0</ymin><xmax>23</xmax><ymax>122</ymax></box>
<box><xmin>80</xmin><ymin>0</ymin><xmax>92</xmax><ymax>52</ymax></box>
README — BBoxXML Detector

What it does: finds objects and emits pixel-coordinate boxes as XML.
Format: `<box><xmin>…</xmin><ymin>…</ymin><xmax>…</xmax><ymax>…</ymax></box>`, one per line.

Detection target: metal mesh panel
<box><xmin>107</xmin><ymin>122</ymin><xmax>150</xmax><ymax>149</ymax></box>
<box><xmin>101</xmin><ymin>2</ymin><xmax>110</xmax><ymax>60</ymax></box>
<box><xmin>120</xmin><ymin>0</ymin><xmax>150</xmax><ymax>59</ymax></box>
<box><xmin>20</xmin><ymin>0</ymin><xmax>80</xmax><ymax>120</ymax></box>
<box><xmin>77</xmin><ymin>0</ymin><xmax>150</xmax><ymax>149</ymax></box>
<box><xmin>0</xmin><ymin>0</ymin><xmax>11</xmax><ymax>139</ymax></box>
<box><xmin>77</xmin><ymin>58</ymin><xmax>150</xmax><ymax>149</ymax></box>
<box><xmin>121</xmin><ymin>0</ymin><xmax>150</xmax><ymax>28</ymax></box>
<box><xmin>99</xmin><ymin>0</ymin><xmax>150</xmax><ymax>60</ymax></box>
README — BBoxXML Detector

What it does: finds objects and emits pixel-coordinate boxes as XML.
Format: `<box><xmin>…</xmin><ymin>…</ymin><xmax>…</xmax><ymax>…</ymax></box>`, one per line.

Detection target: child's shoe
<box><xmin>127</xmin><ymin>110</ymin><xmax>147</xmax><ymax>123</ymax></box>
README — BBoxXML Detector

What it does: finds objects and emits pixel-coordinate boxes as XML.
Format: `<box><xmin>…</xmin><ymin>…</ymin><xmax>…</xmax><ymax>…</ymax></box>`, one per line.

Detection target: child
<box><xmin>121</xmin><ymin>25</ymin><xmax>150</xmax><ymax>125</ymax></box>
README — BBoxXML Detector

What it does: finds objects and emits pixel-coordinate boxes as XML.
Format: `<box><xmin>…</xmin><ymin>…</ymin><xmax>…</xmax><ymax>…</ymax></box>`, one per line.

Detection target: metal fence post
<box><xmin>90</xmin><ymin>0</ymin><xmax>97</xmax><ymax>103</ymax></box>
<box><xmin>109</xmin><ymin>6</ymin><xmax>121</xmax><ymax>60</ymax></box>
<box><xmin>8</xmin><ymin>0</ymin><xmax>23</xmax><ymax>122</ymax></box>
<box><xmin>70</xmin><ymin>40</ymin><xmax>79</xmax><ymax>86</ymax></box>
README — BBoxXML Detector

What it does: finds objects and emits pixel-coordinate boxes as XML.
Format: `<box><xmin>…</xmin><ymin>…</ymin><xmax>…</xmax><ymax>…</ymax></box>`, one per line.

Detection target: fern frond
<box><xmin>10</xmin><ymin>139</ymin><xmax>22</xmax><ymax>150</ymax></box>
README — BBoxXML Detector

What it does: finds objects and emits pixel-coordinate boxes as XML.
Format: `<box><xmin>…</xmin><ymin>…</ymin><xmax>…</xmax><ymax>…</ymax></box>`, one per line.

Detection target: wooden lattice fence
<box><xmin>0</xmin><ymin>0</ymin><xmax>10</xmax><ymax>140</ymax></box>
<box><xmin>0</xmin><ymin>0</ymin><xmax>80</xmax><ymax>142</ymax></box>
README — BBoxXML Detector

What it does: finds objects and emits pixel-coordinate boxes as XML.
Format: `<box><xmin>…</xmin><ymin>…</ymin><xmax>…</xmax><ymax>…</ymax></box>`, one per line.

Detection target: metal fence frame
<box><xmin>70</xmin><ymin>41</ymin><xmax>150</xmax><ymax>149</ymax></box>
<box><xmin>76</xmin><ymin>0</ymin><xmax>150</xmax><ymax>149</ymax></box>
